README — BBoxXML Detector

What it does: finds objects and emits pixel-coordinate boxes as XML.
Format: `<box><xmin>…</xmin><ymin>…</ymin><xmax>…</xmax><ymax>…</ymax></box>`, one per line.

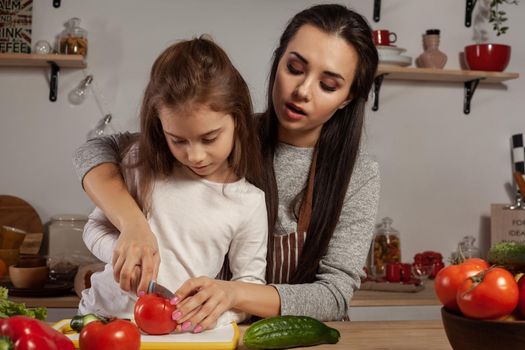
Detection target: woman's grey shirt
<box><xmin>73</xmin><ymin>133</ymin><xmax>380</xmax><ymax>321</ymax></box>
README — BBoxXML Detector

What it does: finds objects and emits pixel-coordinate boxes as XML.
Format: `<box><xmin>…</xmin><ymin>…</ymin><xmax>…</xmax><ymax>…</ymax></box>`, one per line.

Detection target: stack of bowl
<box><xmin>376</xmin><ymin>45</ymin><xmax>412</xmax><ymax>67</ymax></box>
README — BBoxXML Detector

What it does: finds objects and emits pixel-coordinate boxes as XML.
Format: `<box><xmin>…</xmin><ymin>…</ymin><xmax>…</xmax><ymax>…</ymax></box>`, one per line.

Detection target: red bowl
<box><xmin>464</xmin><ymin>44</ymin><xmax>511</xmax><ymax>72</ymax></box>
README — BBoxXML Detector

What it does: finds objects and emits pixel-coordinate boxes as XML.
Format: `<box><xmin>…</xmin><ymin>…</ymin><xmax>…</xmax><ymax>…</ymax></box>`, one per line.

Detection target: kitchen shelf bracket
<box><xmin>465</xmin><ymin>0</ymin><xmax>477</xmax><ymax>27</ymax></box>
<box><xmin>48</xmin><ymin>61</ymin><xmax>60</xmax><ymax>102</ymax></box>
<box><xmin>463</xmin><ymin>78</ymin><xmax>482</xmax><ymax>115</ymax></box>
<box><xmin>53</xmin><ymin>0</ymin><xmax>61</xmax><ymax>8</ymax></box>
<box><xmin>373</xmin><ymin>0</ymin><xmax>381</xmax><ymax>22</ymax></box>
<box><xmin>372</xmin><ymin>74</ymin><xmax>386</xmax><ymax>111</ymax></box>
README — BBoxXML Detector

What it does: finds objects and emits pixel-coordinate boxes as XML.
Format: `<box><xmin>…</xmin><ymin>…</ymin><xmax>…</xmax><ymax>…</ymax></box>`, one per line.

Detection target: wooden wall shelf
<box><xmin>0</xmin><ymin>53</ymin><xmax>86</xmax><ymax>68</ymax></box>
<box><xmin>373</xmin><ymin>65</ymin><xmax>519</xmax><ymax>114</ymax></box>
<box><xmin>0</xmin><ymin>53</ymin><xmax>87</xmax><ymax>102</ymax></box>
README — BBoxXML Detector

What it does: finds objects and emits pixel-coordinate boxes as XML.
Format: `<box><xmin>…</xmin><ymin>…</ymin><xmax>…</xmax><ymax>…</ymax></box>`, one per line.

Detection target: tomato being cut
<box><xmin>79</xmin><ymin>319</ymin><xmax>140</xmax><ymax>350</ymax></box>
<box><xmin>457</xmin><ymin>267</ymin><xmax>519</xmax><ymax>320</ymax></box>
<box><xmin>434</xmin><ymin>259</ymin><xmax>489</xmax><ymax>311</ymax></box>
<box><xmin>134</xmin><ymin>293</ymin><xmax>178</xmax><ymax>335</ymax></box>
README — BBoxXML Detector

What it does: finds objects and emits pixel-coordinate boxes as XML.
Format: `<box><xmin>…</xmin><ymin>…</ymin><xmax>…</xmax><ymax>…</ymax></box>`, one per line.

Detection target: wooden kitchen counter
<box><xmin>10</xmin><ymin>280</ymin><xmax>440</xmax><ymax>309</ymax></box>
<box><xmin>237</xmin><ymin>320</ymin><xmax>451</xmax><ymax>350</ymax></box>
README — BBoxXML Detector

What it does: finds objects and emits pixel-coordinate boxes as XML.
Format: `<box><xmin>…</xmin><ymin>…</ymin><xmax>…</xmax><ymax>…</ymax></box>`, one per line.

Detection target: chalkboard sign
<box><xmin>0</xmin><ymin>0</ymin><xmax>33</xmax><ymax>53</ymax></box>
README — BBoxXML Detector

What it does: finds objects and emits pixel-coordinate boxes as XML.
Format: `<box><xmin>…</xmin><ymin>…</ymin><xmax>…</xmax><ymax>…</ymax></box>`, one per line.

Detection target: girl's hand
<box><xmin>173</xmin><ymin>277</ymin><xmax>238</xmax><ymax>332</ymax></box>
<box><xmin>112</xmin><ymin>222</ymin><xmax>160</xmax><ymax>295</ymax></box>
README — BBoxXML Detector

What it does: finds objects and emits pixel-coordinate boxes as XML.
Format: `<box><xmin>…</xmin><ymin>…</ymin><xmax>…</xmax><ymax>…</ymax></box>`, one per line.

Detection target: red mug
<box><xmin>373</xmin><ymin>29</ymin><xmax>397</xmax><ymax>46</ymax></box>
<box><xmin>386</xmin><ymin>262</ymin><xmax>402</xmax><ymax>282</ymax></box>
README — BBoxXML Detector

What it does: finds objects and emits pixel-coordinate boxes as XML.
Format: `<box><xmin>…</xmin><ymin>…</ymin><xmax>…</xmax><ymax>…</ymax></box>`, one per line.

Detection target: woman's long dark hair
<box><xmin>259</xmin><ymin>4</ymin><xmax>378</xmax><ymax>283</ymax></box>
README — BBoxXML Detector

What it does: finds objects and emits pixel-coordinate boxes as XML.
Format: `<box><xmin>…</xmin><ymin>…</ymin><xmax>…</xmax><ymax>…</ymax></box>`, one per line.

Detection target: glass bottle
<box><xmin>415</xmin><ymin>29</ymin><xmax>447</xmax><ymax>69</ymax></box>
<box><xmin>58</xmin><ymin>17</ymin><xmax>88</xmax><ymax>57</ymax></box>
<box><xmin>371</xmin><ymin>217</ymin><xmax>401</xmax><ymax>277</ymax></box>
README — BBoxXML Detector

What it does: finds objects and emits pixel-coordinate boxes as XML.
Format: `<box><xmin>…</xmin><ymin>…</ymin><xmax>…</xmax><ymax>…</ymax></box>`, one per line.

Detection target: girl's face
<box><xmin>159</xmin><ymin>104</ymin><xmax>236</xmax><ymax>182</ymax></box>
<box><xmin>272</xmin><ymin>24</ymin><xmax>358</xmax><ymax>147</ymax></box>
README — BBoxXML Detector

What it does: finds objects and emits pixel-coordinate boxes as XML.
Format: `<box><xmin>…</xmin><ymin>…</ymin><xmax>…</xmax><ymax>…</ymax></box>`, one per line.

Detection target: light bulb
<box><xmin>87</xmin><ymin>114</ymin><xmax>114</xmax><ymax>140</ymax></box>
<box><xmin>68</xmin><ymin>75</ymin><xmax>93</xmax><ymax>105</ymax></box>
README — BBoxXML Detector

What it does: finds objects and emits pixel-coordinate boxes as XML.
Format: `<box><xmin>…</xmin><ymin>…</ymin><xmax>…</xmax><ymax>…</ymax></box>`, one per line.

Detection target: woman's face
<box><xmin>272</xmin><ymin>24</ymin><xmax>358</xmax><ymax>147</ymax></box>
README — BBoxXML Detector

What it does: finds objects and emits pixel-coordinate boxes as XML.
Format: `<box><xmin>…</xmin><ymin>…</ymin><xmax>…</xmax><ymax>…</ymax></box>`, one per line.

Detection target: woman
<box><xmin>73</xmin><ymin>3</ymin><xmax>379</xmax><ymax>330</ymax></box>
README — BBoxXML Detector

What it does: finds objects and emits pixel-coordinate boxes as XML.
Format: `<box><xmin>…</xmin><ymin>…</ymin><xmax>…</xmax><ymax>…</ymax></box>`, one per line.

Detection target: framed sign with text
<box><xmin>0</xmin><ymin>0</ymin><xmax>33</xmax><ymax>53</ymax></box>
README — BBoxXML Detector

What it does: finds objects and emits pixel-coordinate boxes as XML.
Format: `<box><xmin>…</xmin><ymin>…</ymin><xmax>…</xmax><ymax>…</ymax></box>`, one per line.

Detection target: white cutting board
<box><xmin>53</xmin><ymin>319</ymin><xmax>239</xmax><ymax>349</ymax></box>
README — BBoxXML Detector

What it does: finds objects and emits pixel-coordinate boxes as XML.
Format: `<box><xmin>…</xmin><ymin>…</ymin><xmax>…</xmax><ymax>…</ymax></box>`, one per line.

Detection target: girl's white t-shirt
<box><xmin>79</xmin><ymin>164</ymin><xmax>268</xmax><ymax>326</ymax></box>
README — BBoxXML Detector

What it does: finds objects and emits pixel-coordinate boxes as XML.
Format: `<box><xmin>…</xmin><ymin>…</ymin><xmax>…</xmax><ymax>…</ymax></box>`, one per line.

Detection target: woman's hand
<box><xmin>112</xmin><ymin>221</ymin><xmax>160</xmax><ymax>295</ymax></box>
<box><xmin>173</xmin><ymin>277</ymin><xmax>238</xmax><ymax>332</ymax></box>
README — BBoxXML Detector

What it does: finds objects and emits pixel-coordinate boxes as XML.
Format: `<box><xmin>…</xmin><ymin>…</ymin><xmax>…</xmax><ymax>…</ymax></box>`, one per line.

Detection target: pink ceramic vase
<box><xmin>416</xmin><ymin>29</ymin><xmax>447</xmax><ymax>69</ymax></box>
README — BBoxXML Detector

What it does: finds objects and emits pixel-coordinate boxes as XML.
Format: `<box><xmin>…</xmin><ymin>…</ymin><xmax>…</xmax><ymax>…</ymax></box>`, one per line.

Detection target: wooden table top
<box><xmin>237</xmin><ymin>320</ymin><xmax>451</xmax><ymax>350</ymax></box>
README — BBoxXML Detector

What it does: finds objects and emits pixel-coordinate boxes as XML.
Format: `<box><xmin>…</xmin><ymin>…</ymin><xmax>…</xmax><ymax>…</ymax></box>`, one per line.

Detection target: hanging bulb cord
<box><xmin>81</xmin><ymin>70</ymin><xmax>116</xmax><ymax>139</ymax></box>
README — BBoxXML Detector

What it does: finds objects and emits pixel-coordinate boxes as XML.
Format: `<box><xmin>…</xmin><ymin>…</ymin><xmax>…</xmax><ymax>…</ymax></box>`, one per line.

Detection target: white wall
<box><xmin>1</xmin><ymin>0</ymin><xmax>523</xmax><ymax>263</ymax></box>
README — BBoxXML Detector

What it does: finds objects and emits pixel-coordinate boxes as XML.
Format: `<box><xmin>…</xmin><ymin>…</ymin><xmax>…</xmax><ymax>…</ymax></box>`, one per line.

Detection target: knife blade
<box><xmin>147</xmin><ymin>280</ymin><xmax>175</xmax><ymax>300</ymax></box>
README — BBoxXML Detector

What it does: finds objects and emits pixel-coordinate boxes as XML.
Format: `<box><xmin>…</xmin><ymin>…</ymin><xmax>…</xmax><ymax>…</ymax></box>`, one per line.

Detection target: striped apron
<box><xmin>218</xmin><ymin>150</ymin><xmax>316</xmax><ymax>285</ymax></box>
<box><xmin>268</xmin><ymin>150</ymin><xmax>316</xmax><ymax>284</ymax></box>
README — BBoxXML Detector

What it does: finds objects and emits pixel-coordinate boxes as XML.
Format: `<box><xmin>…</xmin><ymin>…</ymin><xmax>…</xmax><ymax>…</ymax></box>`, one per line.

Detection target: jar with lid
<box><xmin>371</xmin><ymin>217</ymin><xmax>401</xmax><ymax>277</ymax></box>
<box><xmin>58</xmin><ymin>17</ymin><xmax>88</xmax><ymax>57</ymax></box>
<box><xmin>47</xmin><ymin>214</ymin><xmax>92</xmax><ymax>258</ymax></box>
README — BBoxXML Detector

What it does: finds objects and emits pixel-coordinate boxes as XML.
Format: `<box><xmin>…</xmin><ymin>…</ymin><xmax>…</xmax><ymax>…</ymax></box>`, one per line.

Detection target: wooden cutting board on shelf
<box><xmin>0</xmin><ymin>195</ymin><xmax>42</xmax><ymax>232</ymax></box>
<box><xmin>0</xmin><ymin>195</ymin><xmax>43</xmax><ymax>254</ymax></box>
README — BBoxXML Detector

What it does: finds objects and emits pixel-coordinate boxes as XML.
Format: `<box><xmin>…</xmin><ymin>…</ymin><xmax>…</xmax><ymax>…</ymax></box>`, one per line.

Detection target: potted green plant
<box><xmin>464</xmin><ymin>0</ymin><xmax>519</xmax><ymax>71</ymax></box>
<box><xmin>489</xmin><ymin>0</ymin><xmax>519</xmax><ymax>36</ymax></box>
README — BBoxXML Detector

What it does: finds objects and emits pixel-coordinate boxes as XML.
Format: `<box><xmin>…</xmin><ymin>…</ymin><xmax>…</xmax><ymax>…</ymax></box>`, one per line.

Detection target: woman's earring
<box><xmin>339</xmin><ymin>99</ymin><xmax>352</xmax><ymax>109</ymax></box>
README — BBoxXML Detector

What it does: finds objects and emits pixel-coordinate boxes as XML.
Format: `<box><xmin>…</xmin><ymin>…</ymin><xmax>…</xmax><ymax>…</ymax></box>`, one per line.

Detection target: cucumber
<box><xmin>70</xmin><ymin>313</ymin><xmax>105</xmax><ymax>332</ymax></box>
<box><xmin>243</xmin><ymin>315</ymin><xmax>340</xmax><ymax>349</ymax></box>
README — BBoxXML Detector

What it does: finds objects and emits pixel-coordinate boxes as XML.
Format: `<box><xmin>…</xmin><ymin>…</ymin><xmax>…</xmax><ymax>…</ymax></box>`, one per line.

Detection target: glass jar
<box><xmin>457</xmin><ymin>235</ymin><xmax>480</xmax><ymax>259</ymax></box>
<box><xmin>58</xmin><ymin>17</ymin><xmax>88</xmax><ymax>56</ymax></box>
<box><xmin>371</xmin><ymin>217</ymin><xmax>401</xmax><ymax>277</ymax></box>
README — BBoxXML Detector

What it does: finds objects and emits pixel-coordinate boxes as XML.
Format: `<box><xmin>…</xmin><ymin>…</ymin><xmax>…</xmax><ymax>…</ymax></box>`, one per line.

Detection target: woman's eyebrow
<box><xmin>290</xmin><ymin>51</ymin><xmax>345</xmax><ymax>81</ymax></box>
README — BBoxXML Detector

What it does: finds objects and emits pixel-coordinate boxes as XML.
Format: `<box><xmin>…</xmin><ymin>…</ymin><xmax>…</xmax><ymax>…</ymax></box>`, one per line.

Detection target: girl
<box><xmin>73</xmin><ymin>3</ymin><xmax>379</xmax><ymax>330</ymax></box>
<box><xmin>78</xmin><ymin>37</ymin><xmax>268</xmax><ymax>330</ymax></box>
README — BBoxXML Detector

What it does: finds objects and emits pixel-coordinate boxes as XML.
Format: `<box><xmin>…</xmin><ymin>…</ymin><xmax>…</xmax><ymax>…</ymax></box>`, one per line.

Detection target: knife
<box><xmin>147</xmin><ymin>280</ymin><xmax>175</xmax><ymax>300</ymax></box>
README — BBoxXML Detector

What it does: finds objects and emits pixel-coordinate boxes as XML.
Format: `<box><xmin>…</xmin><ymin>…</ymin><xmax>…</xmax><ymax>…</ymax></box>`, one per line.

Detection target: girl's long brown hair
<box><xmin>127</xmin><ymin>37</ymin><xmax>263</xmax><ymax>212</ymax></box>
<box><xmin>259</xmin><ymin>4</ymin><xmax>379</xmax><ymax>283</ymax></box>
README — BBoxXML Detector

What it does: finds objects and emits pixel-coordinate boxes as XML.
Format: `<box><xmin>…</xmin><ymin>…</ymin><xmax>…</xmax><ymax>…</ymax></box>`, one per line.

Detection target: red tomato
<box><xmin>457</xmin><ymin>267</ymin><xmax>519</xmax><ymax>320</ymax></box>
<box><xmin>434</xmin><ymin>260</ymin><xmax>488</xmax><ymax>311</ymax></box>
<box><xmin>14</xmin><ymin>334</ymin><xmax>56</xmax><ymax>350</ymax></box>
<box><xmin>462</xmin><ymin>258</ymin><xmax>490</xmax><ymax>269</ymax></box>
<box><xmin>134</xmin><ymin>293</ymin><xmax>177</xmax><ymax>335</ymax></box>
<box><xmin>79</xmin><ymin>319</ymin><xmax>140</xmax><ymax>350</ymax></box>
<box><xmin>518</xmin><ymin>274</ymin><xmax>525</xmax><ymax>318</ymax></box>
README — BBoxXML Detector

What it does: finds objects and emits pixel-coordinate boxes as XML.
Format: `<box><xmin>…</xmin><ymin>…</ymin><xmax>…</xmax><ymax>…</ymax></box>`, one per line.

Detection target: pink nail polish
<box><xmin>193</xmin><ymin>325</ymin><xmax>203</xmax><ymax>333</ymax></box>
<box><xmin>181</xmin><ymin>321</ymin><xmax>192</xmax><ymax>331</ymax></box>
<box><xmin>172</xmin><ymin>311</ymin><xmax>182</xmax><ymax>321</ymax></box>
<box><xmin>138</xmin><ymin>290</ymin><xmax>145</xmax><ymax>297</ymax></box>
<box><xmin>170</xmin><ymin>296</ymin><xmax>179</xmax><ymax>305</ymax></box>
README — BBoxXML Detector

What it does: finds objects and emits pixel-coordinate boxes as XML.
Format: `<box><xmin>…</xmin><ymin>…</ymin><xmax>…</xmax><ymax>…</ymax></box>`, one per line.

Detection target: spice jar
<box><xmin>58</xmin><ymin>17</ymin><xmax>88</xmax><ymax>57</ymax></box>
<box><xmin>371</xmin><ymin>217</ymin><xmax>401</xmax><ymax>277</ymax></box>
